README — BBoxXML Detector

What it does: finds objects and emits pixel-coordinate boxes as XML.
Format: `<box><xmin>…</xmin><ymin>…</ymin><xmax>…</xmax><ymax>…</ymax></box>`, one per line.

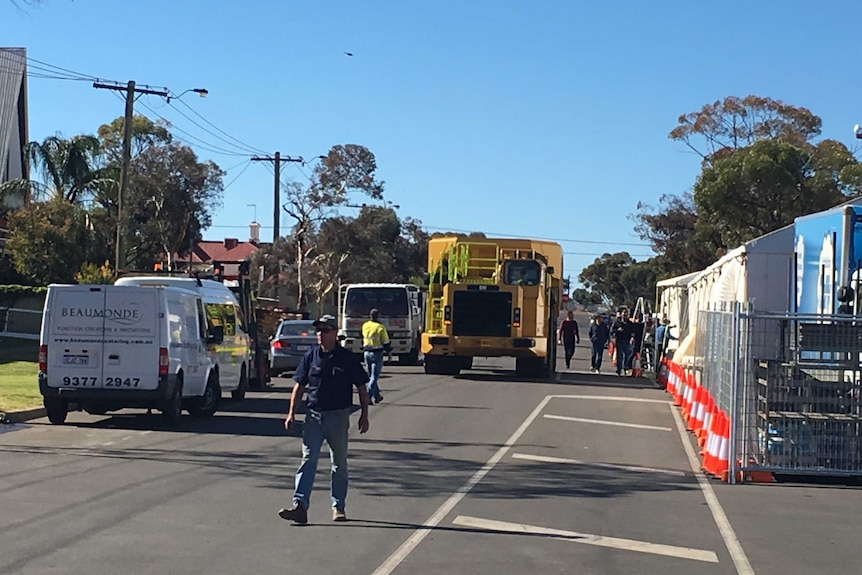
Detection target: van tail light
<box><xmin>513</xmin><ymin>307</ymin><xmax>521</xmax><ymax>328</ymax></box>
<box><xmin>39</xmin><ymin>345</ymin><xmax>48</xmax><ymax>372</ymax></box>
<box><xmin>159</xmin><ymin>347</ymin><xmax>169</xmax><ymax>375</ymax></box>
<box><xmin>443</xmin><ymin>305</ymin><xmax>452</xmax><ymax>325</ymax></box>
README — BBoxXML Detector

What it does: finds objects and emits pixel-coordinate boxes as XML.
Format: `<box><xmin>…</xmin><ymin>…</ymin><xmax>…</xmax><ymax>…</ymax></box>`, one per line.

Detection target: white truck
<box><xmin>337</xmin><ymin>283</ymin><xmax>423</xmax><ymax>364</ymax></box>
<box><xmin>38</xmin><ymin>284</ymin><xmax>224</xmax><ymax>426</ymax></box>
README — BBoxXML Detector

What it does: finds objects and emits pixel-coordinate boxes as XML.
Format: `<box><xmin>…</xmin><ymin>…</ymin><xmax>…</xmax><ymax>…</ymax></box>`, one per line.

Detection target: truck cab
<box><xmin>337</xmin><ymin>283</ymin><xmax>423</xmax><ymax>365</ymax></box>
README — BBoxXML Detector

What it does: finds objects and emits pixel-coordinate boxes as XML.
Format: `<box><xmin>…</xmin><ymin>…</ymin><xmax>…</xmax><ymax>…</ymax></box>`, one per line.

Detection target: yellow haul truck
<box><xmin>421</xmin><ymin>236</ymin><xmax>563</xmax><ymax>378</ymax></box>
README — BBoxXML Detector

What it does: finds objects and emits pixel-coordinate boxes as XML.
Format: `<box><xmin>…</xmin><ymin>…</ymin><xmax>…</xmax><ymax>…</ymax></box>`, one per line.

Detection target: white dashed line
<box><xmin>370</xmin><ymin>395</ymin><xmax>555</xmax><ymax>575</ymax></box>
<box><xmin>511</xmin><ymin>452</ymin><xmax>687</xmax><ymax>476</ymax></box>
<box><xmin>544</xmin><ymin>413</ymin><xmax>672</xmax><ymax>431</ymax></box>
<box><xmin>670</xmin><ymin>404</ymin><xmax>754</xmax><ymax>574</ymax></box>
<box><xmin>452</xmin><ymin>515</ymin><xmax>718</xmax><ymax>563</ymax></box>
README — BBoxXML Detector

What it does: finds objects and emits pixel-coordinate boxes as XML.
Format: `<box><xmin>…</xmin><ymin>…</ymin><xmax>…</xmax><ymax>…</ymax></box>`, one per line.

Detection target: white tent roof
<box><xmin>656</xmin><ymin>271</ymin><xmax>700</xmax><ymax>288</ymax></box>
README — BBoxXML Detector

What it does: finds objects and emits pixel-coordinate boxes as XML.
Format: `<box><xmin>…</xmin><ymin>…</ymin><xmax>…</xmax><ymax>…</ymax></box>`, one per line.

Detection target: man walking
<box><xmin>362</xmin><ymin>308</ymin><xmax>391</xmax><ymax>404</ymax></box>
<box><xmin>588</xmin><ymin>314</ymin><xmax>610</xmax><ymax>373</ymax></box>
<box><xmin>557</xmin><ymin>311</ymin><xmax>580</xmax><ymax>369</ymax></box>
<box><xmin>611</xmin><ymin>308</ymin><xmax>634</xmax><ymax>376</ymax></box>
<box><xmin>279</xmin><ymin>314</ymin><xmax>370</xmax><ymax>524</ymax></box>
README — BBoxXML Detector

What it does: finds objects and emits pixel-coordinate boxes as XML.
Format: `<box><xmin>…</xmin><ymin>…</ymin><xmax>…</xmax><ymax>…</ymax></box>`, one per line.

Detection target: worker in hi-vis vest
<box><xmin>361</xmin><ymin>308</ymin><xmax>391</xmax><ymax>404</ymax></box>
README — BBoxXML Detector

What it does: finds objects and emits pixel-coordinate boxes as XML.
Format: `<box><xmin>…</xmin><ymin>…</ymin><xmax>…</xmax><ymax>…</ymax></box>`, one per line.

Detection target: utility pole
<box><xmin>251</xmin><ymin>153</ymin><xmax>303</xmax><ymax>243</ymax></box>
<box><xmin>93</xmin><ymin>80</ymin><xmax>169</xmax><ymax>272</ymax></box>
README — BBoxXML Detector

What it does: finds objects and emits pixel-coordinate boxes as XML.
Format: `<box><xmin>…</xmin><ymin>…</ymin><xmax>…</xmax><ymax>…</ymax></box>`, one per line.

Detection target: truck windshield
<box><xmin>344</xmin><ymin>288</ymin><xmax>409</xmax><ymax>317</ymax></box>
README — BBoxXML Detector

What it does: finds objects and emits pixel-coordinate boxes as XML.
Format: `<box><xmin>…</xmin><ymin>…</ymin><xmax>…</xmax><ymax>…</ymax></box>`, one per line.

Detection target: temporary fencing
<box><xmin>660</xmin><ymin>303</ymin><xmax>862</xmax><ymax>484</ymax></box>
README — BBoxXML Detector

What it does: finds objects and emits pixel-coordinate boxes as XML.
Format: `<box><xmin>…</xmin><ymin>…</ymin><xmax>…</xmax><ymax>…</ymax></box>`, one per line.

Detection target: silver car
<box><xmin>270</xmin><ymin>320</ymin><xmax>317</xmax><ymax>376</ymax></box>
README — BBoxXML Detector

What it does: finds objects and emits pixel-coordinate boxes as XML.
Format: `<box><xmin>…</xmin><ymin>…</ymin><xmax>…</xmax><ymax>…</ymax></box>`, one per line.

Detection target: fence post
<box><xmin>728</xmin><ymin>301</ymin><xmax>742</xmax><ymax>484</ymax></box>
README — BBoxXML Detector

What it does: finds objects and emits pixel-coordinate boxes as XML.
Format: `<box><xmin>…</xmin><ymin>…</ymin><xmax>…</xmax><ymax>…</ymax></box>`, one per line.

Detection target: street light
<box><xmin>246</xmin><ymin>203</ymin><xmax>257</xmax><ymax>222</ymax></box>
<box><xmin>302</xmin><ymin>155</ymin><xmax>327</xmax><ymax>167</ymax></box>
<box><xmin>167</xmin><ymin>88</ymin><xmax>209</xmax><ymax>103</ymax></box>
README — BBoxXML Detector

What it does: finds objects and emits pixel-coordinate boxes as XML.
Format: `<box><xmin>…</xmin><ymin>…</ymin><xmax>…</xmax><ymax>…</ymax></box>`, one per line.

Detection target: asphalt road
<box><xmin>2</xmin><ymin>346</ymin><xmax>862</xmax><ymax>574</ymax></box>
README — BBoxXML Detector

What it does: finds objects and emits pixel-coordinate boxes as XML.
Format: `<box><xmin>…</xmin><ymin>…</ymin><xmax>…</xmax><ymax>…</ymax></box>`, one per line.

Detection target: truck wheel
<box><xmin>188</xmin><ymin>373</ymin><xmax>220</xmax><ymax>418</ymax></box>
<box><xmin>44</xmin><ymin>398</ymin><xmax>68</xmax><ymax>425</ymax></box>
<box><xmin>399</xmin><ymin>348</ymin><xmax>420</xmax><ymax>365</ymax></box>
<box><xmin>515</xmin><ymin>357</ymin><xmax>545</xmax><ymax>378</ymax></box>
<box><xmin>231</xmin><ymin>366</ymin><xmax>248</xmax><ymax>400</ymax></box>
<box><xmin>424</xmin><ymin>355</ymin><xmax>461</xmax><ymax>376</ymax></box>
<box><xmin>161</xmin><ymin>383</ymin><xmax>183</xmax><ymax>427</ymax></box>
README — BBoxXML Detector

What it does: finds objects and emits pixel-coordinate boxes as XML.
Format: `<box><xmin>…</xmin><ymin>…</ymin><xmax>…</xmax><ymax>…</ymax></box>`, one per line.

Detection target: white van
<box><xmin>114</xmin><ymin>275</ymin><xmax>251</xmax><ymax>401</ymax></box>
<box><xmin>38</xmin><ymin>284</ymin><xmax>223</xmax><ymax>425</ymax></box>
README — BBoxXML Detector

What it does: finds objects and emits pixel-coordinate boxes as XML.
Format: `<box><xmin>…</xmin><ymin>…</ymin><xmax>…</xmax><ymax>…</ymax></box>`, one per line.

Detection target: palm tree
<box><xmin>0</xmin><ymin>134</ymin><xmax>114</xmax><ymax>206</ymax></box>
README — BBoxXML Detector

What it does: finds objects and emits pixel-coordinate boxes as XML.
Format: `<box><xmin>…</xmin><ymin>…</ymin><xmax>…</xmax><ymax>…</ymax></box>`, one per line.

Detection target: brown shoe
<box><xmin>278</xmin><ymin>503</ymin><xmax>308</xmax><ymax>524</ymax></box>
<box><xmin>332</xmin><ymin>508</ymin><xmax>347</xmax><ymax>522</ymax></box>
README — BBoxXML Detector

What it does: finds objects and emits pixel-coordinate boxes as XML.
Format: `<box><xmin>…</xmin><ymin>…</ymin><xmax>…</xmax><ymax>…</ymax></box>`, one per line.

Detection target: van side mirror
<box><xmin>422</xmin><ymin>272</ymin><xmax>430</xmax><ymax>286</ymax></box>
<box><xmin>207</xmin><ymin>325</ymin><xmax>224</xmax><ymax>344</ymax></box>
<box><xmin>546</xmin><ymin>266</ymin><xmax>554</xmax><ymax>275</ymax></box>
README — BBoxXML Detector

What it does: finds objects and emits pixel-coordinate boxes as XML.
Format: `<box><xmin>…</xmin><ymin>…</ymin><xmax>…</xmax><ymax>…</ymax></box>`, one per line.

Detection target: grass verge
<box><xmin>0</xmin><ymin>338</ymin><xmax>41</xmax><ymax>412</ymax></box>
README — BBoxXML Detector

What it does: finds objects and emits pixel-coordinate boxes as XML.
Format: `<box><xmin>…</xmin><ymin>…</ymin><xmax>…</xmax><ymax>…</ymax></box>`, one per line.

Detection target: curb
<box><xmin>1</xmin><ymin>407</ymin><xmax>46</xmax><ymax>424</ymax></box>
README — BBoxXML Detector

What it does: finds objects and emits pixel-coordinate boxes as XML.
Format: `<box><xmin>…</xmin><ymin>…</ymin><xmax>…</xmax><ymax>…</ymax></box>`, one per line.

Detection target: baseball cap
<box><xmin>313</xmin><ymin>314</ymin><xmax>338</xmax><ymax>331</ymax></box>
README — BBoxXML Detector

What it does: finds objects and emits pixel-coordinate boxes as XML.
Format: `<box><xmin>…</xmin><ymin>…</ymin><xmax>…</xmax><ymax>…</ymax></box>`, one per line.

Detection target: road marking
<box><xmin>101</xmin><ymin>441</ymin><xmax>114</xmax><ymax>446</ymax></box>
<box><xmin>452</xmin><ymin>515</ymin><xmax>718</xmax><ymax>563</ymax></box>
<box><xmin>511</xmin><ymin>452</ymin><xmax>687</xmax><ymax>476</ymax></box>
<box><xmin>670</xmin><ymin>404</ymin><xmax>754</xmax><ymax>574</ymax></box>
<box><xmin>544</xmin><ymin>414</ymin><xmax>672</xmax><ymax>431</ymax></box>
<box><xmin>141</xmin><ymin>430</ymin><xmax>152</xmax><ymax>435</ymax></box>
<box><xmin>550</xmin><ymin>394</ymin><xmax>672</xmax><ymax>404</ymax></box>
<box><xmin>121</xmin><ymin>436</ymin><xmax>132</xmax><ymax>441</ymax></box>
<box><xmin>370</xmin><ymin>395</ymin><xmax>554</xmax><ymax>575</ymax></box>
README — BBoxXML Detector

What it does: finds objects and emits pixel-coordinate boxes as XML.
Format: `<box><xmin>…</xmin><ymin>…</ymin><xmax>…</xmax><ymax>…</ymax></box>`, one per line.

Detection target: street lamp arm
<box><xmin>166</xmin><ymin>88</ymin><xmax>209</xmax><ymax>103</ymax></box>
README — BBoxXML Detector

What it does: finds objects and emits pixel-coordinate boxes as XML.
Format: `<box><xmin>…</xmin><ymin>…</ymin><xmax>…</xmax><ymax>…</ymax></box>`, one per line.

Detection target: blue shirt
<box><xmin>293</xmin><ymin>345</ymin><xmax>369</xmax><ymax>411</ymax></box>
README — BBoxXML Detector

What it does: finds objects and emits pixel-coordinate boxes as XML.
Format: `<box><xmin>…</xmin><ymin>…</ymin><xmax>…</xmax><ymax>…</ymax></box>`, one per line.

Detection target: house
<box><xmin>0</xmin><ymin>47</ymin><xmax>29</xmax><ymax>248</ymax></box>
<box><xmin>172</xmin><ymin>222</ymin><xmax>263</xmax><ymax>279</ymax></box>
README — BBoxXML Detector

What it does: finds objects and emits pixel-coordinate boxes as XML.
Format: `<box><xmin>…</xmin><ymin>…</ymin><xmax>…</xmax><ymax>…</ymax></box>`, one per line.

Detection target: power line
<box><xmin>171</xmin><ymin>98</ymin><xmax>268</xmax><ymax>155</ymax></box>
<box><xmin>223</xmin><ymin>160</ymin><xmax>253</xmax><ymax>190</ymax></box>
<box><xmin>164</xmin><ymin>100</ymin><xmax>262</xmax><ymax>156</ymax></box>
<box><xmin>422</xmin><ymin>225</ymin><xmax>651</xmax><ymax>247</ymax></box>
<box><xmin>134</xmin><ymin>98</ymin><xmax>251</xmax><ymax>158</ymax></box>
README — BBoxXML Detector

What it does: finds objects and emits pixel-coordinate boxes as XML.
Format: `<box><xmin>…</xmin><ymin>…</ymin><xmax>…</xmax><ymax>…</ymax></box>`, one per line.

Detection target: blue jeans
<box><xmin>615</xmin><ymin>339</ymin><xmax>631</xmax><ymax>374</ymax></box>
<box><xmin>590</xmin><ymin>342</ymin><xmax>604</xmax><ymax>370</ymax></box>
<box><xmin>364</xmin><ymin>350</ymin><xmax>384</xmax><ymax>400</ymax></box>
<box><xmin>293</xmin><ymin>407</ymin><xmax>351</xmax><ymax>511</ymax></box>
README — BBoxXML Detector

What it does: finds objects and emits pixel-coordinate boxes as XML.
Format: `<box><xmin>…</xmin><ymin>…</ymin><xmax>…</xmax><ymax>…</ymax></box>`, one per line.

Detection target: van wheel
<box><xmin>188</xmin><ymin>373</ymin><xmax>220</xmax><ymax>417</ymax></box>
<box><xmin>231</xmin><ymin>365</ymin><xmax>248</xmax><ymax>401</ymax></box>
<box><xmin>44</xmin><ymin>398</ymin><xmax>68</xmax><ymax>425</ymax></box>
<box><xmin>161</xmin><ymin>383</ymin><xmax>183</xmax><ymax>427</ymax></box>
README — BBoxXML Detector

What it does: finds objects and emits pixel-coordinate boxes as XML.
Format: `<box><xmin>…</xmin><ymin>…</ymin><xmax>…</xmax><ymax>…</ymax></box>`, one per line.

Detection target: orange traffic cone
<box><xmin>716</xmin><ymin>413</ymin><xmax>730</xmax><ymax>481</ymax></box>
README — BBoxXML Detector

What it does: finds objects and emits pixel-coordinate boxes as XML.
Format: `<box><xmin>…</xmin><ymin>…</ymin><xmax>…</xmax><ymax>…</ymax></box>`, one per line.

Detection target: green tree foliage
<box><xmin>570</xmin><ymin>288</ymin><xmax>603</xmax><ymax>306</ymax></box>
<box><xmin>669</xmin><ymin>95</ymin><xmax>822</xmax><ymax>164</ymax></box>
<box><xmin>282</xmin><ymin>144</ymin><xmax>386</xmax><ymax>309</ymax></box>
<box><xmin>7</xmin><ymin>197</ymin><xmax>95</xmax><ymax>284</ymax></box>
<box><xmin>96</xmin><ymin>116</ymin><xmax>224</xmax><ymax>269</ymax></box>
<box><xmin>75</xmin><ymin>261</ymin><xmax>114</xmax><ymax>284</ymax></box>
<box><xmin>0</xmin><ymin>134</ymin><xmax>112</xmax><ymax>205</ymax></box>
<box><xmin>634</xmin><ymin>95</ymin><xmax>861</xmax><ymax>281</ymax></box>
<box><xmin>694</xmin><ymin>139</ymin><xmax>852</xmax><ymax>247</ymax></box>
<box><xmin>633</xmin><ymin>192</ymin><xmax>724</xmax><ymax>278</ymax></box>
<box><xmin>577</xmin><ymin>252</ymin><xmax>655</xmax><ymax>308</ymax></box>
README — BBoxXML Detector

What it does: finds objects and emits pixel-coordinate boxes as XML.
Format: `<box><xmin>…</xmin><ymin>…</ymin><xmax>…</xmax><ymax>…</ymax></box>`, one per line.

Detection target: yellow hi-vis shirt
<box><xmin>361</xmin><ymin>320</ymin><xmax>390</xmax><ymax>351</ymax></box>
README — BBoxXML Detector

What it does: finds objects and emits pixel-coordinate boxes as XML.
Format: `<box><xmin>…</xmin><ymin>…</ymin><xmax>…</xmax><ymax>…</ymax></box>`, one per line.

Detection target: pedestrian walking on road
<box><xmin>558</xmin><ymin>311</ymin><xmax>580</xmax><ymax>369</ymax></box>
<box><xmin>588</xmin><ymin>314</ymin><xmax>610</xmax><ymax>373</ymax></box>
<box><xmin>362</xmin><ymin>308</ymin><xmax>392</xmax><ymax>404</ymax></box>
<box><xmin>611</xmin><ymin>308</ymin><xmax>634</xmax><ymax>375</ymax></box>
<box><xmin>279</xmin><ymin>314</ymin><xmax>371</xmax><ymax>525</ymax></box>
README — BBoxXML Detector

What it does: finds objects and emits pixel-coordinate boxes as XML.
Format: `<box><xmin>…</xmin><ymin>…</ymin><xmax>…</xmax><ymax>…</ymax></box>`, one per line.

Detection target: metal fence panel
<box><xmin>738</xmin><ymin>312</ymin><xmax>862</xmax><ymax>477</ymax></box>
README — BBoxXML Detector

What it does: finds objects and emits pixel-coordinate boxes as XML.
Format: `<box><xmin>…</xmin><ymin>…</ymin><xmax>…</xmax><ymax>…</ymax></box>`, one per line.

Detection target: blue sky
<box><xmin>5</xmin><ymin>0</ymin><xmax>862</xmax><ymax>285</ymax></box>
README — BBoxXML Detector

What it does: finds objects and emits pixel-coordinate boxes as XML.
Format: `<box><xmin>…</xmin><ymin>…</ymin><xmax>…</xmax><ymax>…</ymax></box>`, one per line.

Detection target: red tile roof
<box><xmin>176</xmin><ymin>239</ymin><xmax>260</xmax><ymax>263</ymax></box>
